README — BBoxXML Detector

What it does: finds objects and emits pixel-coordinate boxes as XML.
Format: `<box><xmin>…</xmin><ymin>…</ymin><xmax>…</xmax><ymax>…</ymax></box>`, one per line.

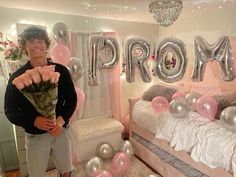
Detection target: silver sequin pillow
<box><xmin>142</xmin><ymin>84</ymin><xmax>177</xmax><ymax>102</ymax></box>
<box><xmin>213</xmin><ymin>94</ymin><xmax>236</xmax><ymax>119</ymax></box>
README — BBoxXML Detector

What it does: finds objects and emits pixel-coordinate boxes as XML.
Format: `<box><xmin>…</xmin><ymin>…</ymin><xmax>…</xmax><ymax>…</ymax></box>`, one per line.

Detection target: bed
<box><xmin>129</xmin><ymin>96</ymin><xmax>235</xmax><ymax>177</ymax></box>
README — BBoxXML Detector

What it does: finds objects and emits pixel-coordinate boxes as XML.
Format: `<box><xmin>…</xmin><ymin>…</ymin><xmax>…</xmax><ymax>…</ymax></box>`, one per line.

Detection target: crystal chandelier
<box><xmin>149</xmin><ymin>0</ymin><xmax>183</xmax><ymax>27</ymax></box>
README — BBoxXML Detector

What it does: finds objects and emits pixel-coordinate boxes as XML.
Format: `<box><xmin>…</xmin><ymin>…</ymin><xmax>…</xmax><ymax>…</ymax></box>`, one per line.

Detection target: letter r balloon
<box><xmin>125</xmin><ymin>38</ymin><xmax>151</xmax><ymax>83</ymax></box>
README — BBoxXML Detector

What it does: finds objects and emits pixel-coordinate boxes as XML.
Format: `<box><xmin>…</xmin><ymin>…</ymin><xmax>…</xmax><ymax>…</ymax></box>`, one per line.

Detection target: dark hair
<box><xmin>18</xmin><ymin>26</ymin><xmax>51</xmax><ymax>54</ymax></box>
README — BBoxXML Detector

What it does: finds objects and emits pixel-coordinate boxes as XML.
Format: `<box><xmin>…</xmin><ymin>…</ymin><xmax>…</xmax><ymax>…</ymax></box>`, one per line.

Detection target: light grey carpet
<box><xmin>45</xmin><ymin>156</ymin><xmax>162</xmax><ymax>177</ymax></box>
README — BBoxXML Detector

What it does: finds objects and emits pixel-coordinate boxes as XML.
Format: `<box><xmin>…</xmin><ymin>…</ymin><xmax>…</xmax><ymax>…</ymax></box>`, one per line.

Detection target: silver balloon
<box><xmin>154</xmin><ymin>37</ymin><xmax>187</xmax><ymax>83</ymax></box>
<box><xmin>220</xmin><ymin>106</ymin><xmax>236</xmax><ymax>132</ymax></box>
<box><xmin>191</xmin><ymin>36</ymin><xmax>234</xmax><ymax>82</ymax></box>
<box><xmin>185</xmin><ymin>92</ymin><xmax>201</xmax><ymax>111</ymax></box>
<box><xmin>52</xmin><ymin>22</ymin><xmax>70</xmax><ymax>45</ymax></box>
<box><xmin>119</xmin><ymin>140</ymin><xmax>135</xmax><ymax>157</ymax></box>
<box><xmin>88</xmin><ymin>35</ymin><xmax>119</xmax><ymax>86</ymax></box>
<box><xmin>96</xmin><ymin>143</ymin><xmax>114</xmax><ymax>160</ymax></box>
<box><xmin>125</xmin><ymin>37</ymin><xmax>151</xmax><ymax>83</ymax></box>
<box><xmin>97</xmin><ymin>37</ymin><xmax>119</xmax><ymax>69</ymax></box>
<box><xmin>85</xmin><ymin>156</ymin><xmax>104</xmax><ymax>177</ymax></box>
<box><xmin>68</xmin><ymin>57</ymin><xmax>84</xmax><ymax>82</ymax></box>
<box><xmin>88</xmin><ymin>35</ymin><xmax>100</xmax><ymax>86</ymax></box>
<box><xmin>170</xmin><ymin>98</ymin><xmax>190</xmax><ymax>118</ymax></box>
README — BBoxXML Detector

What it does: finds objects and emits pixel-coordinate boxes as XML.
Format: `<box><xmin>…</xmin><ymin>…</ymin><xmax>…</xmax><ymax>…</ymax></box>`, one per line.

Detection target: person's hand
<box><xmin>48</xmin><ymin>116</ymin><xmax>65</xmax><ymax>137</ymax></box>
<box><xmin>34</xmin><ymin>116</ymin><xmax>55</xmax><ymax>131</ymax></box>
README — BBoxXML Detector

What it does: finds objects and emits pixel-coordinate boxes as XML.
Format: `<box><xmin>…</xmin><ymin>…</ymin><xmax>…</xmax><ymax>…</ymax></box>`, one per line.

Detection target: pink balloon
<box><xmin>171</xmin><ymin>91</ymin><xmax>186</xmax><ymax>100</ymax></box>
<box><xmin>50</xmin><ymin>44</ymin><xmax>70</xmax><ymax>66</ymax></box>
<box><xmin>196</xmin><ymin>96</ymin><xmax>218</xmax><ymax>121</ymax></box>
<box><xmin>151</xmin><ymin>96</ymin><xmax>169</xmax><ymax>112</ymax></box>
<box><xmin>111</xmin><ymin>152</ymin><xmax>130</xmax><ymax>176</ymax></box>
<box><xmin>92</xmin><ymin>170</ymin><xmax>113</xmax><ymax>177</ymax></box>
<box><xmin>75</xmin><ymin>86</ymin><xmax>85</xmax><ymax>111</ymax></box>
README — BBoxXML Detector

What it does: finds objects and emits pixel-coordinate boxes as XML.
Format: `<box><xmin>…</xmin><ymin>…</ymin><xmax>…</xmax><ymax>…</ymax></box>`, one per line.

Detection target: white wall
<box><xmin>158</xmin><ymin>4</ymin><xmax>236</xmax><ymax>64</ymax></box>
<box><xmin>149</xmin><ymin>3</ymin><xmax>236</xmax><ymax>107</ymax></box>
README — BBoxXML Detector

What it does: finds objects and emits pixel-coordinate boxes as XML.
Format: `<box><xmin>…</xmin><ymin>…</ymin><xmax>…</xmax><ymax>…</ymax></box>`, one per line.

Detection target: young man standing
<box><xmin>4</xmin><ymin>26</ymin><xmax>77</xmax><ymax>177</ymax></box>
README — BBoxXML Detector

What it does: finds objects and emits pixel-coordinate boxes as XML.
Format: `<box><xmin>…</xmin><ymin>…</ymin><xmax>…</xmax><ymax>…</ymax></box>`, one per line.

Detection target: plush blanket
<box><xmin>132</xmin><ymin>99</ymin><xmax>236</xmax><ymax>176</ymax></box>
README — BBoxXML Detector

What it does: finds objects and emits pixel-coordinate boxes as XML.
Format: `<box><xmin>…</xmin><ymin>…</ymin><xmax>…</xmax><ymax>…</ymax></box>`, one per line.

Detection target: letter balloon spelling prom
<box><xmin>88</xmin><ymin>35</ymin><xmax>119</xmax><ymax>86</ymax></box>
<box><xmin>191</xmin><ymin>36</ymin><xmax>234</xmax><ymax>82</ymax></box>
<box><xmin>125</xmin><ymin>37</ymin><xmax>151</xmax><ymax>83</ymax></box>
<box><xmin>154</xmin><ymin>37</ymin><xmax>187</xmax><ymax>83</ymax></box>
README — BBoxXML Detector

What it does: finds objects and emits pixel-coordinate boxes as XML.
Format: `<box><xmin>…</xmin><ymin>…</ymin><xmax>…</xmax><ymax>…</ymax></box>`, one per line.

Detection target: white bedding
<box><xmin>132</xmin><ymin>99</ymin><xmax>236</xmax><ymax>176</ymax></box>
<box><xmin>132</xmin><ymin>99</ymin><xmax>162</xmax><ymax>134</ymax></box>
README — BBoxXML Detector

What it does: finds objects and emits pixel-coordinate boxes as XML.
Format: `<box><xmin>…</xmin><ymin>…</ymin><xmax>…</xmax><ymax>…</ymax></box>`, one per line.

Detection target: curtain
<box><xmin>69</xmin><ymin>31</ymin><xmax>113</xmax><ymax>120</ymax></box>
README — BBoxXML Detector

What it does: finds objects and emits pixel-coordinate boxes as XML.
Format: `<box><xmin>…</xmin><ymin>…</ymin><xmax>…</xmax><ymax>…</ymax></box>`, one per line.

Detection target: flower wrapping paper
<box><xmin>13</xmin><ymin>65</ymin><xmax>60</xmax><ymax>120</ymax></box>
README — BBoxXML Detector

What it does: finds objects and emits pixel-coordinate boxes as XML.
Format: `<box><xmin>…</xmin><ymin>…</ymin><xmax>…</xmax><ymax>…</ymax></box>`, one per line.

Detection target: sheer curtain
<box><xmin>69</xmin><ymin>32</ymin><xmax>113</xmax><ymax>120</ymax></box>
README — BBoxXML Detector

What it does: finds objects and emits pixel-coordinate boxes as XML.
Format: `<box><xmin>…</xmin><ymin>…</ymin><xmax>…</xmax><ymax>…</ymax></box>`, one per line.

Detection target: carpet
<box><xmin>45</xmin><ymin>156</ymin><xmax>162</xmax><ymax>177</ymax></box>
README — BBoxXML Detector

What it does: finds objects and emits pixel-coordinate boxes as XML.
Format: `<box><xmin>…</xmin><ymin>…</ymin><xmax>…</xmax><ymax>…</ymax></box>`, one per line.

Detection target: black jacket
<box><xmin>4</xmin><ymin>60</ymin><xmax>77</xmax><ymax>134</ymax></box>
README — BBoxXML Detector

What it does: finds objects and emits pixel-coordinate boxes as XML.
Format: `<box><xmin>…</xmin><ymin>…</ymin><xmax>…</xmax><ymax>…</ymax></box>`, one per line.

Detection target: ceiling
<box><xmin>0</xmin><ymin>0</ymin><xmax>235</xmax><ymax>24</ymax></box>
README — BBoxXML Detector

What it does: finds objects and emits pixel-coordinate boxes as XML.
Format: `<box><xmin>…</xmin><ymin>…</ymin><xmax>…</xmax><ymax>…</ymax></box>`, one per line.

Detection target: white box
<box><xmin>70</xmin><ymin>117</ymin><xmax>124</xmax><ymax>162</ymax></box>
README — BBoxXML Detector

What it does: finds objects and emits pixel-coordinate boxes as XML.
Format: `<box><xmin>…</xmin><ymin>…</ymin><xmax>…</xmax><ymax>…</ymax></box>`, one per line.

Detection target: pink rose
<box><xmin>26</xmin><ymin>69</ymin><xmax>42</xmax><ymax>84</ymax></box>
<box><xmin>34</xmin><ymin>66</ymin><xmax>42</xmax><ymax>71</ymax></box>
<box><xmin>49</xmin><ymin>72</ymin><xmax>60</xmax><ymax>83</ymax></box>
<box><xmin>38</xmin><ymin>69</ymin><xmax>50</xmax><ymax>81</ymax></box>
<box><xmin>3</xmin><ymin>47</ymin><xmax>12</xmax><ymax>58</ymax></box>
<box><xmin>37</xmin><ymin>65</ymin><xmax>55</xmax><ymax>82</ymax></box>
<box><xmin>21</xmin><ymin>73</ymin><xmax>33</xmax><ymax>87</ymax></box>
<box><xmin>12</xmin><ymin>77</ymin><xmax>25</xmax><ymax>90</ymax></box>
<box><xmin>43</xmin><ymin>65</ymin><xmax>55</xmax><ymax>72</ymax></box>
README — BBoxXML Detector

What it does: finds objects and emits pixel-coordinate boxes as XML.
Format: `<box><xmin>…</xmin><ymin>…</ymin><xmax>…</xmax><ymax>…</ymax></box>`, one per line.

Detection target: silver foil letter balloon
<box><xmin>97</xmin><ymin>37</ymin><xmax>119</xmax><ymax>70</ymax></box>
<box><xmin>154</xmin><ymin>37</ymin><xmax>187</xmax><ymax>83</ymax></box>
<box><xmin>191</xmin><ymin>36</ymin><xmax>234</xmax><ymax>82</ymax></box>
<box><xmin>96</xmin><ymin>142</ymin><xmax>114</xmax><ymax>160</ymax></box>
<box><xmin>88</xmin><ymin>35</ymin><xmax>119</xmax><ymax>86</ymax></box>
<box><xmin>124</xmin><ymin>38</ymin><xmax>151</xmax><ymax>83</ymax></box>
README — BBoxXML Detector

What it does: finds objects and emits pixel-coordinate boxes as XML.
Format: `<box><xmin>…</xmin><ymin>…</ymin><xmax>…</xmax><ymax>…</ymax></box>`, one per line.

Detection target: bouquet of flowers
<box><xmin>12</xmin><ymin>65</ymin><xmax>60</xmax><ymax>120</ymax></box>
<box><xmin>0</xmin><ymin>32</ymin><xmax>22</xmax><ymax>61</ymax></box>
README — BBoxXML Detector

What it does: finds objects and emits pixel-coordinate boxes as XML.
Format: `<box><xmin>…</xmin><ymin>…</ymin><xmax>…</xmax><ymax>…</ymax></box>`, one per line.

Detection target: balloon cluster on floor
<box><xmin>50</xmin><ymin>22</ymin><xmax>85</xmax><ymax>115</ymax></box>
<box><xmin>85</xmin><ymin>140</ymin><xmax>134</xmax><ymax>177</ymax></box>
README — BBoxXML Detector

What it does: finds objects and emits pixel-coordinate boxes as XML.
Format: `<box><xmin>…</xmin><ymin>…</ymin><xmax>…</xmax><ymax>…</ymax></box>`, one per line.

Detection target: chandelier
<box><xmin>149</xmin><ymin>0</ymin><xmax>183</xmax><ymax>27</ymax></box>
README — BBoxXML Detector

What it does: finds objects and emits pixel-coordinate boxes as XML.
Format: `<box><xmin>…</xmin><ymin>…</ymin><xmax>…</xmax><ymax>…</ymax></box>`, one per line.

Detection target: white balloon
<box><xmin>85</xmin><ymin>156</ymin><xmax>103</xmax><ymax>177</ymax></box>
<box><xmin>185</xmin><ymin>92</ymin><xmax>201</xmax><ymax>111</ymax></box>
<box><xmin>68</xmin><ymin>57</ymin><xmax>84</xmax><ymax>82</ymax></box>
<box><xmin>220</xmin><ymin>106</ymin><xmax>236</xmax><ymax>132</ymax></box>
<box><xmin>120</xmin><ymin>140</ymin><xmax>135</xmax><ymax>157</ymax></box>
<box><xmin>96</xmin><ymin>143</ymin><xmax>114</xmax><ymax>160</ymax></box>
<box><xmin>52</xmin><ymin>22</ymin><xmax>70</xmax><ymax>45</ymax></box>
<box><xmin>170</xmin><ymin>98</ymin><xmax>190</xmax><ymax>118</ymax></box>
